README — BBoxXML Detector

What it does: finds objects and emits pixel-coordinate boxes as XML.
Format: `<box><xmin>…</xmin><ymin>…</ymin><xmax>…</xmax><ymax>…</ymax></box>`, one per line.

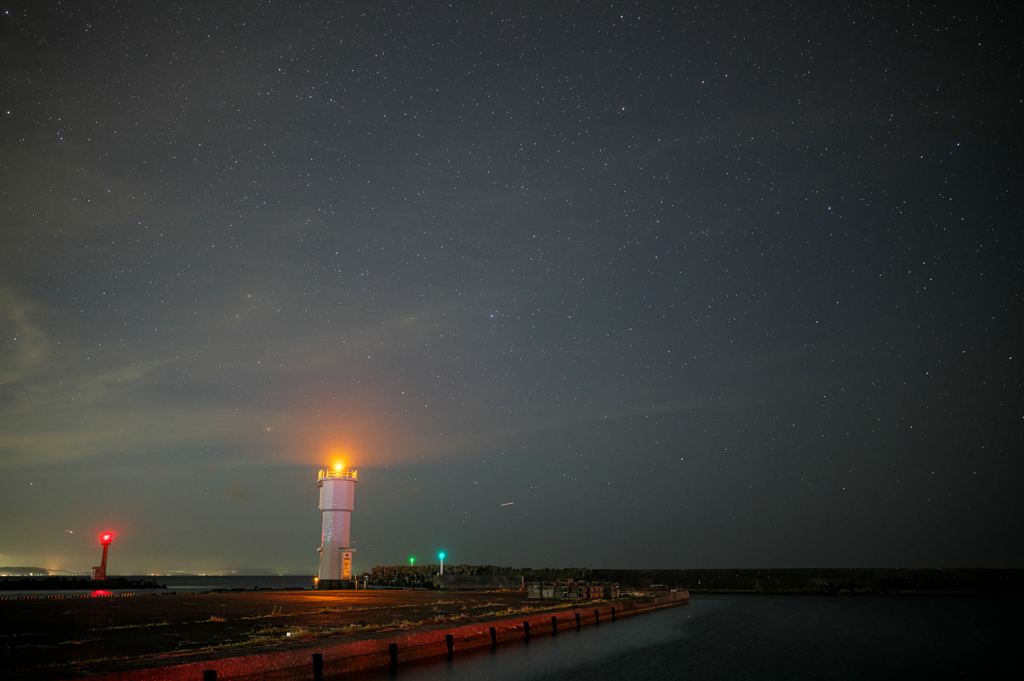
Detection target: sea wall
<box><xmin>370</xmin><ymin>566</ymin><xmax>1024</xmax><ymax>594</ymax></box>
<box><xmin>581</xmin><ymin>568</ymin><xmax>1024</xmax><ymax>594</ymax></box>
<box><xmin>84</xmin><ymin>591</ymin><xmax>689</xmax><ymax>681</ymax></box>
<box><xmin>433</xmin><ymin>574</ymin><xmax>525</xmax><ymax>590</ymax></box>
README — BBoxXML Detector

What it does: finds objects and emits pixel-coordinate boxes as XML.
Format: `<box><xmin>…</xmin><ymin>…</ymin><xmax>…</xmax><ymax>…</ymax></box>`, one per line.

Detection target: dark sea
<box><xmin>354</xmin><ymin>594</ymin><xmax>1018</xmax><ymax>681</ymax></box>
<box><xmin>143</xmin><ymin>574</ymin><xmax>317</xmax><ymax>592</ymax></box>
<box><xmin>0</xmin><ymin>574</ymin><xmax>315</xmax><ymax>596</ymax></box>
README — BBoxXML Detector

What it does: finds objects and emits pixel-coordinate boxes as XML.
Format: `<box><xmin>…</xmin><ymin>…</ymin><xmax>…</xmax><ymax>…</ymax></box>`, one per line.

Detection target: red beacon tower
<box><xmin>92</xmin><ymin>532</ymin><xmax>113</xmax><ymax>581</ymax></box>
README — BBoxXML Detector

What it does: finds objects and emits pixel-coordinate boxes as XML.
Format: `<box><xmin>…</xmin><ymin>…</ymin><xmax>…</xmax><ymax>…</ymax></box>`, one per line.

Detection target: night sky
<box><xmin>1</xmin><ymin>1</ymin><xmax>1020</xmax><ymax>575</ymax></box>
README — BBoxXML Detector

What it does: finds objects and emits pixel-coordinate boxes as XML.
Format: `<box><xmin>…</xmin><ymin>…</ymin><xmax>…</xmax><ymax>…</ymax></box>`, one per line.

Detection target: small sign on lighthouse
<box><xmin>316</xmin><ymin>463</ymin><xmax>357</xmax><ymax>589</ymax></box>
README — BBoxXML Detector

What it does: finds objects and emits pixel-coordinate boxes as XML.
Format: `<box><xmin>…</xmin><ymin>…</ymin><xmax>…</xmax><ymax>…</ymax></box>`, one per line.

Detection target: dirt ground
<box><xmin>0</xmin><ymin>589</ymin><xmax>566</xmax><ymax>680</ymax></box>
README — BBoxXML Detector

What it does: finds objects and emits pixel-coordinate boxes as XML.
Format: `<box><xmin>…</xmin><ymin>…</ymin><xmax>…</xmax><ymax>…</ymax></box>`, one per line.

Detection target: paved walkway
<box><xmin>0</xmin><ymin>589</ymin><xmax>590</xmax><ymax>680</ymax></box>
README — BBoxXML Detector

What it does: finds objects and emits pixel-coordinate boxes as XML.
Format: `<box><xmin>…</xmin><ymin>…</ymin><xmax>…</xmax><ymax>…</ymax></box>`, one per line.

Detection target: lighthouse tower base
<box><xmin>317</xmin><ymin>547</ymin><xmax>357</xmax><ymax>589</ymax></box>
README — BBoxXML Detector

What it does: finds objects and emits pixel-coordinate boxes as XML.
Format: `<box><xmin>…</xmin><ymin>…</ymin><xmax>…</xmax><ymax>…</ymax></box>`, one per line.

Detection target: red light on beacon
<box><xmin>93</xmin><ymin>532</ymin><xmax>114</xmax><ymax>581</ymax></box>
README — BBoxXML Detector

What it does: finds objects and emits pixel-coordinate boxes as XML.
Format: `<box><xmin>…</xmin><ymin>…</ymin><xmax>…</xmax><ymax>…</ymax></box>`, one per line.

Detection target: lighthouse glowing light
<box><xmin>317</xmin><ymin>467</ymin><xmax>357</xmax><ymax>584</ymax></box>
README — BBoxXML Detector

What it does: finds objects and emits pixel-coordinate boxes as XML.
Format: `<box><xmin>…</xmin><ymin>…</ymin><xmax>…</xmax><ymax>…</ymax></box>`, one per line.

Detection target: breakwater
<box><xmin>0</xmin><ymin>576</ymin><xmax>166</xmax><ymax>591</ymax></box>
<box><xmin>370</xmin><ymin>565</ymin><xmax>1024</xmax><ymax>595</ymax></box>
<box><xmin>0</xmin><ymin>583</ymin><xmax>687</xmax><ymax>681</ymax></box>
<box><xmin>48</xmin><ymin>591</ymin><xmax>689</xmax><ymax>681</ymax></box>
<box><xmin>580</xmin><ymin>568</ymin><xmax>1024</xmax><ymax>595</ymax></box>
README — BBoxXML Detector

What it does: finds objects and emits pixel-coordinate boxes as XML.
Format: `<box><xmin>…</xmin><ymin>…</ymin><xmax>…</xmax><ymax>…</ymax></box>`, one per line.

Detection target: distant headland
<box><xmin>0</xmin><ymin>567</ymin><xmax>80</xmax><ymax>577</ymax></box>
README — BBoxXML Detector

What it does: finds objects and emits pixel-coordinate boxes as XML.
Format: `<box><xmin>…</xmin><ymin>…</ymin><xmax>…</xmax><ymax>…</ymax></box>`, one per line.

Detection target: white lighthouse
<box><xmin>317</xmin><ymin>465</ymin><xmax>357</xmax><ymax>587</ymax></box>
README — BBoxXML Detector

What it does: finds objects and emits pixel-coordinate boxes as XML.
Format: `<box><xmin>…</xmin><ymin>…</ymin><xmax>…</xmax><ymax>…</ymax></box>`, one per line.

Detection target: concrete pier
<box><xmin>0</xmin><ymin>587</ymin><xmax>687</xmax><ymax>681</ymax></box>
<box><xmin>88</xmin><ymin>592</ymin><xmax>689</xmax><ymax>681</ymax></box>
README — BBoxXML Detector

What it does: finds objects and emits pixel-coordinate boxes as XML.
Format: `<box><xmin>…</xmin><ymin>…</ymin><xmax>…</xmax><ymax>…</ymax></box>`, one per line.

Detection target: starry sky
<box><xmin>1</xmin><ymin>1</ymin><xmax>1020</xmax><ymax>575</ymax></box>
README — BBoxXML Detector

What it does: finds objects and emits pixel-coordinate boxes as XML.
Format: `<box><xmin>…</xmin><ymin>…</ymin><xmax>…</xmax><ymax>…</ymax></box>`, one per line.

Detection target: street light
<box><xmin>409</xmin><ymin>557</ymin><xmax>415</xmax><ymax>567</ymax></box>
<box><xmin>439</xmin><ymin>552</ymin><xmax>445</xmax><ymax>575</ymax></box>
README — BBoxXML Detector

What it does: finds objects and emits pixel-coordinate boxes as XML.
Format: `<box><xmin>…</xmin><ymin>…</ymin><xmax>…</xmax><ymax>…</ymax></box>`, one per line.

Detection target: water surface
<box><xmin>350</xmin><ymin>594</ymin><xmax>1017</xmax><ymax>680</ymax></box>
